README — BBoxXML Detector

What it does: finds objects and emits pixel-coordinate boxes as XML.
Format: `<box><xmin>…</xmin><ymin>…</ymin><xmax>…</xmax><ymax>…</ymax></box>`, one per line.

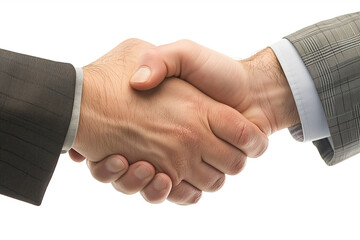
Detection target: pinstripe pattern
<box><xmin>286</xmin><ymin>12</ymin><xmax>360</xmax><ymax>165</ymax></box>
<box><xmin>0</xmin><ymin>49</ymin><xmax>75</xmax><ymax>205</ymax></box>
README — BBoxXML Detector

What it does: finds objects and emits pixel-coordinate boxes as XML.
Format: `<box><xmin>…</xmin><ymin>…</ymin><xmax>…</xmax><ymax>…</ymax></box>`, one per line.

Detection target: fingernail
<box><xmin>134</xmin><ymin>165</ymin><xmax>151</xmax><ymax>179</ymax></box>
<box><xmin>131</xmin><ymin>67</ymin><xmax>151</xmax><ymax>83</ymax></box>
<box><xmin>105</xmin><ymin>156</ymin><xmax>126</xmax><ymax>173</ymax></box>
<box><xmin>153</xmin><ymin>177</ymin><xmax>167</xmax><ymax>191</ymax></box>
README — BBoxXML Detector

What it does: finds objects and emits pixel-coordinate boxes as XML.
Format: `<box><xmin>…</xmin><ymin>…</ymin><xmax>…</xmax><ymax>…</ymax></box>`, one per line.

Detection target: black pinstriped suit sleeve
<box><xmin>0</xmin><ymin>49</ymin><xmax>76</xmax><ymax>205</ymax></box>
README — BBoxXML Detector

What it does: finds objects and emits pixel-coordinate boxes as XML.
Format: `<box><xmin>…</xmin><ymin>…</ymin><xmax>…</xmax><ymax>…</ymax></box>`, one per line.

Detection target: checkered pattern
<box><xmin>286</xmin><ymin>12</ymin><xmax>360</xmax><ymax>165</ymax></box>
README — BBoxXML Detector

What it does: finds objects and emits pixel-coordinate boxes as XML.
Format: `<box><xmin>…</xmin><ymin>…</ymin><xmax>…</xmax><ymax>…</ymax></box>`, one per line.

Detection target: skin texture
<box><xmin>127</xmin><ymin>40</ymin><xmax>300</xmax><ymax>204</ymax></box>
<box><xmin>70</xmin><ymin>39</ymin><xmax>268</xmax><ymax>204</ymax></box>
<box><xmin>130</xmin><ymin>40</ymin><xmax>300</xmax><ymax>136</ymax></box>
<box><xmin>69</xmin><ymin>148</ymin><xmax>171</xmax><ymax>203</ymax></box>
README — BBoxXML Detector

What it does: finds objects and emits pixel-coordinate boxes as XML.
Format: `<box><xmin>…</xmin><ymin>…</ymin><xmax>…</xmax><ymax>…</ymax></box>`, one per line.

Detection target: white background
<box><xmin>1</xmin><ymin>1</ymin><xmax>360</xmax><ymax>239</ymax></box>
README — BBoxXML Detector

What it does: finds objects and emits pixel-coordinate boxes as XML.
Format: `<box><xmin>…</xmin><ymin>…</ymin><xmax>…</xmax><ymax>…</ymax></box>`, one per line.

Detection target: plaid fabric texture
<box><xmin>286</xmin><ymin>12</ymin><xmax>360</xmax><ymax>165</ymax></box>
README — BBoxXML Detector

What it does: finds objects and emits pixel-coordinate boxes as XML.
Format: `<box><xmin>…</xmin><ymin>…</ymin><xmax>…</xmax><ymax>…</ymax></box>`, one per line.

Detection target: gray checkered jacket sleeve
<box><xmin>0</xmin><ymin>49</ymin><xmax>76</xmax><ymax>205</ymax></box>
<box><xmin>285</xmin><ymin>12</ymin><xmax>360</xmax><ymax>165</ymax></box>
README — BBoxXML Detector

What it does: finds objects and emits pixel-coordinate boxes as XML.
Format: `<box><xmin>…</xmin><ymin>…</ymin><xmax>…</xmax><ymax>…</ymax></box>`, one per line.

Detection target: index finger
<box><xmin>208</xmin><ymin>103</ymin><xmax>268</xmax><ymax>158</ymax></box>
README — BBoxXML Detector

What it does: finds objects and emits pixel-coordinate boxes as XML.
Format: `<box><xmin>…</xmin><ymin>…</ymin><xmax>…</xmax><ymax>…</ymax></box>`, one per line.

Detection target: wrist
<box><xmin>73</xmin><ymin>66</ymin><xmax>98</xmax><ymax>153</ymax></box>
<box><xmin>244</xmin><ymin>48</ymin><xmax>300</xmax><ymax>134</ymax></box>
<box><xmin>262</xmin><ymin>48</ymin><xmax>300</xmax><ymax>131</ymax></box>
<box><xmin>72</xmin><ymin>64</ymin><xmax>135</xmax><ymax>162</ymax></box>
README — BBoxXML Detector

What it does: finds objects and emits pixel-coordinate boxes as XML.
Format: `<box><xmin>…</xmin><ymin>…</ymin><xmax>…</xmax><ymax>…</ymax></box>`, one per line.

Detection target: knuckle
<box><xmin>208</xmin><ymin>174</ymin><xmax>226</xmax><ymax>192</ymax></box>
<box><xmin>253</xmin><ymin>137</ymin><xmax>269</xmax><ymax>158</ymax></box>
<box><xmin>168</xmin><ymin>182</ymin><xmax>202</xmax><ymax>205</ymax></box>
<box><xmin>144</xmin><ymin>196</ymin><xmax>157</xmax><ymax>204</ymax></box>
<box><xmin>120</xmin><ymin>38</ymin><xmax>141</xmax><ymax>50</ymax></box>
<box><xmin>167</xmin><ymin>187</ymin><xmax>187</xmax><ymax>204</ymax></box>
<box><xmin>227</xmin><ymin>152</ymin><xmax>247</xmax><ymax>175</ymax></box>
<box><xmin>170</xmin><ymin>172</ymin><xmax>183</xmax><ymax>187</ymax></box>
<box><xmin>176</xmin><ymin>125</ymin><xmax>201</xmax><ymax>149</ymax></box>
<box><xmin>177</xmin><ymin>39</ymin><xmax>194</xmax><ymax>46</ymax></box>
<box><xmin>90</xmin><ymin>171</ymin><xmax>105</xmax><ymax>183</ymax></box>
<box><xmin>169</xmin><ymin>155</ymin><xmax>189</xmax><ymax>185</ymax></box>
<box><xmin>168</xmin><ymin>195</ymin><xmax>184</xmax><ymax>204</ymax></box>
<box><xmin>233</xmin><ymin>120</ymin><xmax>250</xmax><ymax>147</ymax></box>
<box><xmin>174</xmin><ymin>191</ymin><xmax>203</xmax><ymax>205</ymax></box>
<box><xmin>111</xmin><ymin>182</ymin><xmax>136</xmax><ymax>195</ymax></box>
<box><xmin>146</xmin><ymin>197</ymin><xmax>163</xmax><ymax>204</ymax></box>
<box><xmin>93</xmin><ymin>175</ymin><xmax>108</xmax><ymax>184</ymax></box>
<box><xmin>119</xmin><ymin>38</ymin><xmax>153</xmax><ymax>56</ymax></box>
<box><xmin>142</xmin><ymin>47</ymin><xmax>161</xmax><ymax>60</ymax></box>
<box><xmin>189</xmin><ymin>191</ymin><xmax>202</xmax><ymax>204</ymax></box>
<box><xmin>141</xmin><ymin>191</ymin><xmax>164</xmax><ymax>204</ymax></box>
<box><xmin>89</xmin><ymin>167</ymin><xmax>108</xmax><ymax>184</ymax></box>
<box><xmin>166</xmin><ymin>158</ymin><xmax>186</xmax><ymax>186</ymax></box>
<box><xmin>122</xmin><ymin>38</ymin><xmax>142</xmax><ymax>46</ymax></box>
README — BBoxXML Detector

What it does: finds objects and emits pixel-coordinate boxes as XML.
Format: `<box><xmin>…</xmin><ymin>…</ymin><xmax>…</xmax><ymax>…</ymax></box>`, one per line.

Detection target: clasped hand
<box><xmin>69</xmin><ymin>39</ymin><xmax>298</xmax><ymax>205</ymax></box>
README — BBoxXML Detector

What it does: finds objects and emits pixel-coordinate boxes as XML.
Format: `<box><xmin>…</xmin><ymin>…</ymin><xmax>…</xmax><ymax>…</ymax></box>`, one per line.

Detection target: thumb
<box><xmin>130</xmin><ymin>48</ymin><xmax>169</xmax><ymax>91</ymax></box>
<box><xmin>130</xmin><ymin>40</ymin><xmax>200</xmax><ymax>90</ymax></box>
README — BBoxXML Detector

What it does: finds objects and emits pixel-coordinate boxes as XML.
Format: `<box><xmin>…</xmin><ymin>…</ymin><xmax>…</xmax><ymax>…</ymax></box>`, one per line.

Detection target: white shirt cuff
<box><xmin>271</xmin><ymin>39</ymin><xmax>330</xmax><ymax>142</ymax></box>
<box><xmin>61</xmin><ymin>67</ymin><xmax>83</xmax><ymax>153</ymax></box>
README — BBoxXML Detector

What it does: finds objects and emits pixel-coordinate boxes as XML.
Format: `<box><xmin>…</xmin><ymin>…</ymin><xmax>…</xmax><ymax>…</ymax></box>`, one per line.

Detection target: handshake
<box><xmin>69</xmin><ymin>39</ymin><xmax>300</xmax><ymax>205</ymax></box>
<box><xmin>1</xmin><ymin>12</ymin><xmax>357</xmax><ymax>205</ymax></box>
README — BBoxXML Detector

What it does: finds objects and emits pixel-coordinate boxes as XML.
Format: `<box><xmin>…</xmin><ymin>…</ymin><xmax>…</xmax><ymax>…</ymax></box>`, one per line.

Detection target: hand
<box><xmin>69</xmin><ymin>149</ymin><xmax>172</xmax><ymax>204</ymax></box>
<box><xmin>130</xmin><ymin>40</ymin><xmax>300</xmax><ymax>136</ymax></box>
<box><xmin>69</xmin><ymin>149</ymin><xmax>201</xmax><ymax>204</ymax></box>
<box><xmin>71</xmin><ymin>39</ymin><xmax>268</xmax><ymax>204</ymax></box>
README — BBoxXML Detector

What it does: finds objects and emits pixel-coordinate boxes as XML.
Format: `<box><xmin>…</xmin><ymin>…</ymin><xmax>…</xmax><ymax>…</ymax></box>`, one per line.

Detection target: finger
<box><xmin>140</xmin><ymin>173</ymin><xmax>172</xmax><ymax>204</ymax></box>
<box><xmin>167</xmin><ymin>181</ymin><xmax>202</xmax><ymax>205</ymax></box>
<box><xmin>130</xmin><ymin>40</ymin><xmax>203</xmax><ymax>90</ymax></box>
<box><xmin>202</xmin><ymin>137</ymin><xmax>247</xmax><ymax>176</ymax></box>
<box><xmin>87</xmin><ymin>155</ymin><xmax>129</xmax><ymax>183</ymax></box>
<box><xmin>208</xmin><ymin>103</ymin><xmax>268</xmax><ymax>158</ymax></box>
<box><xmin>112</xmin><ymin>161</ymin><xmax>155</xmax><ymax>195</ymax></box>
<box><xmin>69</xmin><ymin>148</ymin><xmax>86</xmax><ymax>162</ymax></box>
<box><xmin>185</xmin><ymin>162</ymin><xmax>226</xmax><ymax>192</ymax></box>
